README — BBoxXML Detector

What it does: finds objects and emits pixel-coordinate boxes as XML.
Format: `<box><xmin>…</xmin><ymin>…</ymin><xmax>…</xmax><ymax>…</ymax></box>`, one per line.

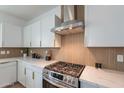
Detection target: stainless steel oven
<box><xmin>42</xmin><ymin>61</ymin><xmax>85</xmax><ymax>88</ymax></box>
<box><xmin>43</xmin><ymin>69</ymin><xmax>79</xmax><ymax>88</ymax></box>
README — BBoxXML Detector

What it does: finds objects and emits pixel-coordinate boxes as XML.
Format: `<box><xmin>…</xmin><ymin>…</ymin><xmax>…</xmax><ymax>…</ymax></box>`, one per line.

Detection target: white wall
<box><xmin>0</xmin><ymin>12</ymin><xmax>26</xmax><ymax>26</ymax></box>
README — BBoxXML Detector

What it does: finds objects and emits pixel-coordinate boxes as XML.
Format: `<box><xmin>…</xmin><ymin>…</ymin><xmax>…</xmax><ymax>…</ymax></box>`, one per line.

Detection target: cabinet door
<box><xmin>41</xmin><ymin>7</ymin><xmax>61</xmax><ymax>47</ymax></box>
<box><xmin>31</xmin><ymin>21</ymin><xmax>41</xmax><ymax>47</ymax></box>
<box><xmin>0</xmin><ymin>23</ymin><xmax>2</xmax><ymax>47</ymax></box>
<box><xmin>3</xmin><ymin>23</ymin><xmax>22</xmax><ymax>47</ymax></box>
<box><xmin>0</xmin><ymin>62</ymin><xmax>16</xmax><ymax>87</ymax></box>
<box><xmin>23</xmin><ymin>25</ymin><xmax>31</xmax><ymax>47</ymax></box>
<box><xmin>18</xmin><ymin>61</ymin><xmax>26</xmax><ymax>87</ymax></box>
<box><xmin>25</xmin><ymin>67</ymin><xmax>34</xmax><ymax>88</ymax></box>
<box><xmin>85</xmin><ymin>6</ymin><xmax>124</xmax><ymax>47</ymax></box>
<box><xmin>25</xmin><ymin>66</ymin><xmax>42</xmax><ymax>88</ymax></box>
<box><xmin>33</xmin><ymin>71</ymin><xmax>42</xmax><ymax>88</ymax></box>
<box><xmin>41</xmin><ymin>12</ymin><xmax>55</xmax><ymax>47</ymax></box>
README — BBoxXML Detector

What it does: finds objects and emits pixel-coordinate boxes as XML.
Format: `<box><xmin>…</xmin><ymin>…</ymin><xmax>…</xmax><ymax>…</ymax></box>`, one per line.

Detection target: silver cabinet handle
<box><xmin>30</xmin><ymin>42</ymin><xmax>31</xmax><ymax>47</ymax></box>
<box><xmin>40</xmin><ymin>41</ymin><xmax>41</xmax><ymax>47</ymax></box>
<box><xmin>24</xmin><ymin>68</ymin><xmax>26</xmax><ymax>75</ymax></box>
<box><xmin>32</xmin><ymin>72</ymin><xmax>35</xmax><ymax>80</ymax></box>
<box><xmin>54</xmin><ymin>39</ymin><xmax>55</xmax><ymax>47</ymax></box>
<box><xmin>2</xmin><ymin>41</ymin><xmax>4</xmax><ymax>46</ymax></box>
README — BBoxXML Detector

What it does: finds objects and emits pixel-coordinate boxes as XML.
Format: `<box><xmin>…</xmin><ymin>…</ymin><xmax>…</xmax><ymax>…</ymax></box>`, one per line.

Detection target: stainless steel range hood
<box><xmin>51</xmin><ymin>5</ymin><xmax>84</xmax><ymax>35</ymax></box>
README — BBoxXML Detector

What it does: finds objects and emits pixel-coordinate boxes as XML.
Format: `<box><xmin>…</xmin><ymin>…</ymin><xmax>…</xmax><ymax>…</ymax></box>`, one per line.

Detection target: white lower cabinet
<box><xmin>18</xmin><ymin>61</ymin><xmax>43</xmax><ymax>88</ymax></box>
<box><xmin>26</xmin><ymin>66</ymin><xmax>42</xmax><ymax>88</ymax></box>
<box><xmin>18</xmin><ymin>61</ymin><xmax>26</xmax><ymax>87</ymax></box>
<box><xmin>25</xmin><ymin>67</ymin><xmax>33</xmax><ymax>88</ymax></box>
<box><xmin>0</xmin><ymin>62</ymin><xmax>17</xmax><ymax>87</ymax></box>
<box><xmin>80</xmin><ymin>80</ymin><xmax>99</xmax><ymax>88</ymax></box>
<box><xmin>33</xmin><ymin>71</ymin><xmax>42</xmax><ymax>88</ymax></box>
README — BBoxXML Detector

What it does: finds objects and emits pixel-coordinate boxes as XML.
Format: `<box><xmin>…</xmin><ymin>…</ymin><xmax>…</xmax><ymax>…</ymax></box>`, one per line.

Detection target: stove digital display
<box><xmin>51</xmin><ymin>72</ymin><xmax>63</xmax><ymax>80</ymax></box>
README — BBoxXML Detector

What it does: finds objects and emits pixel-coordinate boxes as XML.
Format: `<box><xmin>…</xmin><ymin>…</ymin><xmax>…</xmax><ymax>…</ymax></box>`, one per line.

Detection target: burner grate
<box><xmin>45</xmin><ymin>61</ymin><xmax>85</xmax><ymax>78</ymax></box>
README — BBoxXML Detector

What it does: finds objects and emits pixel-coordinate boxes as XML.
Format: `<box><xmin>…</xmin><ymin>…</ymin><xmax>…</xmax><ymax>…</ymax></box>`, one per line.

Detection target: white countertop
<box><xmin>80</xmin><ymin>66</ymin><xmax>124</xmax><ymax>88</ymax></box>
<box><xmin>0</xmin><ymin>57</ymin><xmax>18</xmax><ymax>63</ymax></box>
<box><xmin>0</xmin><ymin>57</ymin><xmax>57</xmax><ymax>69</ymax></box>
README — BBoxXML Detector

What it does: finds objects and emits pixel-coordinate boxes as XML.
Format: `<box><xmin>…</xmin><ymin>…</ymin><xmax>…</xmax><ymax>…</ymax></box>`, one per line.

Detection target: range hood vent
<box><xmin>51</xmin><ymin>5</ymin><xmax>84</xmax><ymax>35</ymax></box>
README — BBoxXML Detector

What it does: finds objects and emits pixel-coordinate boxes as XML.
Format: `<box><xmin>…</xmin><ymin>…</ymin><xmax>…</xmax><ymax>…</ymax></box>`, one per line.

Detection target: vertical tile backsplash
<box><xmin>28</xmin><ymin>33</ymin><xmax>124</xmax><ymax>71</ymax></box>
<box><xmin>0</xmin><ymin>48</ymin><xmax>22</xmax><ymax>58</ymax></box>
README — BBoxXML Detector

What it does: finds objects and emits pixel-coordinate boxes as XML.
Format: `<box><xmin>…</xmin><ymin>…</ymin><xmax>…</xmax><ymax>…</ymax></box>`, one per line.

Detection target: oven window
<box><xmin>43</xmin><ymin>79</ymin><xmax>59</xmax><ymax>88</ymax></box>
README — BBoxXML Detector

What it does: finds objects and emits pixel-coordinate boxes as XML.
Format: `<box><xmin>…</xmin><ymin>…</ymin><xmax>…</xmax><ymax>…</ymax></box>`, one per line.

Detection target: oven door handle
<box><xmin>43</xmin><ymin>76</ymin><xmax>73</xmax><ymax>88</ymax></box>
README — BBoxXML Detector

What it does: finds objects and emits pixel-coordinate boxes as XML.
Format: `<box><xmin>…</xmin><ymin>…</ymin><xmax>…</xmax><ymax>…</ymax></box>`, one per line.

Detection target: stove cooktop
<box><xmin>44</xmin><ymin>61</ymin><xmax>85</xmax><ymax>78</ymax></box>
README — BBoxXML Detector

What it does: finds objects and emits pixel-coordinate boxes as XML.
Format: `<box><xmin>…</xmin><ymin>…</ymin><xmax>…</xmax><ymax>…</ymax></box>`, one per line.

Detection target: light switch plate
<box><xmin>0</xmin><ymin>51</ymin><xmax>5</xmax><ymax>55</ymax></box>
<box><xmin>6</xmin><ymin>50</ymin><xmax>10</xmax><ymax>54</ymax></box>
<box><xmin>20</xmin><ymin>50</ymin><xmax>23</xmax><ymax>54</ymax></box>
<box><xmin>117</xmin><ymin>55</ymin><xmax>123</xmax><ymax>63</ymax></box>
<box><xmin>30</xmin><ymin>50</ymin><xmax>32</xmax><ymax>53</ymax></box>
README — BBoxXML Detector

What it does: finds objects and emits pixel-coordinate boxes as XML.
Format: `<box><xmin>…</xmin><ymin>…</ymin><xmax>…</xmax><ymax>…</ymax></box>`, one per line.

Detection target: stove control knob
<box><xmin>68</xmin><ymin>79</ymin><xmax>71</xmax><ymax>84</ymax></box>
<box><xmin>44</xmin><ymin>71</ymin><xmax>48</xmax><ymax>75</ymax></box>
<box><xmin>44</xmin><ymin>70</ymin><xmax>48</xmax><ymax>74</ymax></box>
<box><xmin>72</xmin><ymin>81</ymin><xmax>75</xmax><ymax>84</ymax></box>
<box><xmin>64</xmin><ymin>77</ymin><xmax>67</xmax><ymax>82</ymax></box>
<box><xmin>46</xmin><ymin>71</ymin><xmax>48</xmax><ymax>74</ymax></box>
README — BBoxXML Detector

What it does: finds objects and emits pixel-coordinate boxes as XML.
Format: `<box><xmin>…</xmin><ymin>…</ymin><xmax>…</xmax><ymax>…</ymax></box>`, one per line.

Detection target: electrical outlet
<box><xmin>0</xmin><ymin>51</ymin><xmax>5</xmax><ymax>55</ymax></box>
<box><xmin>30</xmin><ymin>50</ymin><xmax>32</xmax><ymax>53</ymax></box>
<box><xmin>117</xmin><ymin>55</ymin><xmax>123</xmax><ymax>63</ymax></box>
<box><xmin>6</xmin><ymin>50</ymin><xmax>10</xmax><ymax>54</ymax></box>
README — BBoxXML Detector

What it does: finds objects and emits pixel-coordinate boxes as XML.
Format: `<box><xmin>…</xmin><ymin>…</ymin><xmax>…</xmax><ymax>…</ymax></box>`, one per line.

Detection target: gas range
<box><xmin>43</xmin><ymin>61</ymin><xmax>85</xmax><ymax>88</ymax></box>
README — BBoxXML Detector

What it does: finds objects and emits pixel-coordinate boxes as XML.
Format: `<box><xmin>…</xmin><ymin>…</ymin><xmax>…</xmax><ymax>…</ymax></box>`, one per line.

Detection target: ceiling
<box><xmin>0</xmin><ymin>5</ymin><xmax>57</xmax><ymax>21</ymax></box>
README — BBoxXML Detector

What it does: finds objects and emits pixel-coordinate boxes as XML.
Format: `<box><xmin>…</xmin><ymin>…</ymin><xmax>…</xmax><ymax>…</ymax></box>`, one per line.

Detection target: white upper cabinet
<box><xmin>23</xmin><ymin>25</ymin><xmax>32</xmax><ymax>47</ymax></box>
<box><xmin>41</xmin><ymin>6</ymin><xmax>61</xmax><ymax>47</ymax></box>
<box><xmin>23</xmin><ymin>21</ymin><xmax>41</xmax><ymax>47</ymax></box>
<box><xmin>31</xmin><ymin>21</ymin><xmax>41</xmax><ymax>47</ymax></box>
<box><xmin>0</xmin><ymin>24</ymin><xmax>2</xmax><ymax>47</ymax></box>
<box><xmin>3</xmin><ymin>23</ymin><xmax>22</xmax><ymax>47</ymax></box>
<box><xmin>0</xmin><ymin>23</ymin><xmax>22</xmax><ymax>47</ymax></box>
<box><xmin>23</xmin><ymin>6</ymin><xmax>61</xmax><ymax>48</ymax></box>
<box><xmin>85</xmin><ymin>6</ymin><xmax>124</xmax><ymax>47</ymax></box>
<box><xmin>41</xmin><ymin>12</ymin><xmax>55</xmax><ymax>47</ymax></box>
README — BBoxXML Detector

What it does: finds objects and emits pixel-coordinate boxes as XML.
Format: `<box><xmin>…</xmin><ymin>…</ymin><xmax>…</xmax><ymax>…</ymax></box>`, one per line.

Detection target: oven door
<box><xmin>43</xmin><ymin>76</ymin><xmax>73</xmax><ymax>88</ymax></box>
<box><xmin>43</xmin><ymin>79</ymin><xmax>59</xmax><ymax>88</ymax></box>
<box><xmin>43</xmin><ymin>77</ymin><xmax>66</xmax><ymax>88</ymax></box>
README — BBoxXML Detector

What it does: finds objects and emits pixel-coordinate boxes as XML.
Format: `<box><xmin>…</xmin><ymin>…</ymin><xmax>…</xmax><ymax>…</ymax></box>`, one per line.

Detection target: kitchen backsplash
<box><xmin>29</xmin><ymin>33</ymin><xmax>124</xmax><ymax>71</ymax></box>
<box><xmin>0</xmin><ymin>33</ymin><xmax>124</xmax><ymax>71</ymax></box>
<box><xmin>0</xmin><ymin>48</ymin><xmax>22</xmax><ymax>58</ymax></box>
